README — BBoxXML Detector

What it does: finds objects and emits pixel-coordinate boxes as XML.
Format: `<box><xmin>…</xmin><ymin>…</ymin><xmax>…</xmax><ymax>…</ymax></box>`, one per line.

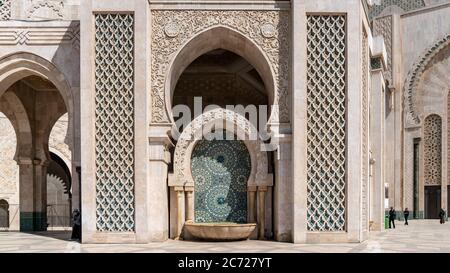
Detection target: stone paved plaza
<box><xmin>0</xmin><ymin>220</ymin><xmax>449</xmax><ymax>253</ymax></box>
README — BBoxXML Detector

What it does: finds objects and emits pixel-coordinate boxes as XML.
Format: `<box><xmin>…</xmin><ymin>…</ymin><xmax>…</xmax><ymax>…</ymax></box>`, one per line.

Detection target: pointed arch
<box><xmin>0</xmin><ymin>52</ymin><xmax>74</xmax><ymax>149</ymax></box>
<box><xmin>165</xmin><ymin>26</ymin><xmax>276</xmax><ymax>124</ymax></box>
<box><xmin>404</xmin><ymin>33</ymin><xmax>450</xmax><ymax>126</ymax></box>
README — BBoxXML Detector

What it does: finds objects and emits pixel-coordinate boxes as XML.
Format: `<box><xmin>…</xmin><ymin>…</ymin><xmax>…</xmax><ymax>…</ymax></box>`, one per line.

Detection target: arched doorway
<box><xmin>0</xmin><ymin>199</ymin><xmax>9</xmax><ymax>229</ymax></box>
<box><xmin>191</xmin><ymin>132</ymin><xmax>251</xmax><ymax>224</ymax></box>
<box><xmin>163</xmin><ymin>26</ymin><xmax>276</xmax><ymax>125</ymax></box>
<box><xmin>0</xmin><ymin>53</ymin><xmax>74</xmax><ymax>232</ymax></box>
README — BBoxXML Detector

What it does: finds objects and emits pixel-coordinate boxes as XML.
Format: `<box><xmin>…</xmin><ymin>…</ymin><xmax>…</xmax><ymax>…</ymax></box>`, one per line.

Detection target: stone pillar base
<box><xmin>20</xmin><ymin>212</ymin><xmax>47</xmax><ymax>231</ymax></box>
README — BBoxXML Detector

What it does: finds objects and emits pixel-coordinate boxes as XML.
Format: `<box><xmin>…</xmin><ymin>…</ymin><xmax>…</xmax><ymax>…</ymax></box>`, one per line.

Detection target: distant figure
<box><xmin>71</xmin><ymin>209</ymin><xmax>81</xmax><ymax>241</ymax></box>
<box><xmin>404</xmin><ymin>208</ymin><xmax>409</xmax><ymax>226</ymax></box>
<box><xmin>439</xmin><ymin>208</ymin><xmax>446</xmax><ymax>224</ymax></box>
<box><xmin>389</xmin><ymin>207</ymin><xmax>396</xmax><ymax>229</ymax></box>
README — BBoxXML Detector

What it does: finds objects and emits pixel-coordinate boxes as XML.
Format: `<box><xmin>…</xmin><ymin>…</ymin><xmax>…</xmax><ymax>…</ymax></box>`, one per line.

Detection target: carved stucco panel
<box><xmin>150</xmin><ymin>10</ymin><xmax>290</xmax><ymax>124</ymax></box>
<box><xmin>0</xmin><ymin>114</ymin><xmax>18</xmax><ymax>194</ymax></box>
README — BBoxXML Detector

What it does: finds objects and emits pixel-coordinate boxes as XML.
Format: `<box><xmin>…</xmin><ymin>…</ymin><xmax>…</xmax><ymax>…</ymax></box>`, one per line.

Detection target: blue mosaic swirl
<box><xmin>192</xmin><ymin>135</ymin><xmax>251</xmax><ymax>223</ymax></box>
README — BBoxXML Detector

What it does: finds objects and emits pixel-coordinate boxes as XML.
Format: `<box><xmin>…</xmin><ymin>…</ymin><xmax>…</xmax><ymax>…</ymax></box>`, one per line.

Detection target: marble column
<box><xmin>258</xmin><ymin>186</ymin><xmax>267</xmax><ymax>240</ymax></box>
<box><xmin>18</xmin><ymin>159</ymin><xmax>34</xmax><ymax>231</ymax></box>
<box><xmin>370</xmin><ymin>66</ymin><xmax>386</xmax><ymax>231</ymax></box>
<box><xmin>33</xmin><ymin>159</ymin><xmax>48</xmax><ymax>231</ymax></box>
<box><xmin>248</xmin><ymin>186</ymin><xmax>257</xmax><ymax>224</ymax></box>
<box><xmin>148</xmin><ymin>132</ymin><xmax>172</xmax><ymax>241</ymax></box>
<box><xmin>17</xmin><ymin>158</ymin><xmax>48</xmax><ymax>231</ymax></box>
<box><xmin>185</xmin><ymin>186</ymin><xmax>194</xmax><ymax>222</ymax></box>
<box><xmin>273</xmin><ymin>136</ymin><xmax>292</xmax><ymax>242</ymax></box>
<box><xmin>291</xmin><ymin>0</ymin><xmax>308</xmax><ymax>244</ymax></box>
<box><xmin>174</xmin><ymin>186</ymin><xmax>184</xmax><ymax>239</ymax></box>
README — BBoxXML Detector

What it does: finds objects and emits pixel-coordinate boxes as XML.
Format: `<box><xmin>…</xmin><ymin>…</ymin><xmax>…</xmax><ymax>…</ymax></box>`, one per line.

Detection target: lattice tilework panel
<box><xmin>306</xmin><ymin>15</ymin><xmax>347</xmax><ymax>232</ymax></box>
<box><xmin>424</xmin><ymin>115</ymin><xmax>442</xmax><ymax>186</ymax></box>
<box><xmin>362</xmin><ymin>29</ymin><xmax>369</xmax><ymax>233</ymax></box>
<box><xmin>369</xmin><ymin>0</ymin><xmax>425</xmax><ymax>19</ymax></box>
<box><xmin>0</xmin><ymin>0</ymin><xmax>11</xmax><ymax>20</ymax></box>
<box><xmin>192</xmin><ymin>135</ymin><xmax>250</xmax><ymax>223</ymax></box>
<box><xmin>95</xmin><ymin>14</ymin><xmax>135</xmax><ymax>232</ymax></box>
<box><xmin>373</xmin><ymin>16</ymin><xmax>392</xmax><ymax>83</ymax></box>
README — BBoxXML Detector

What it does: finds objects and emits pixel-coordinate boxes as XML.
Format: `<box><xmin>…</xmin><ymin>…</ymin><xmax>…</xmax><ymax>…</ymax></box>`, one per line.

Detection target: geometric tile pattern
<box><xmin>192</xmin><ymin>134</ymin><xmax>250</xmax><ymax>223</ymax></box>
<box><xmin>361</xmin><ymin>29</ymin><xmax>370</xmax><ymax>233</ymax></box>
<box><xmin>369</xmin><ymin>0</ymin><xmax>425</xmax><ymax>19</ymax></box>
<box><xmin>0</xmin><ymin>0</ymin><xmax>11</xmax><ymax>21</ymax></box>
<box><xmin>373</xmin><ymin>16</ymin><xmax>393</xmax><ymax>83</ymax></box>
<box><xmin>306</xmin><ymin>15</ymin><xmax>347</xmax><ymax>231</ymax></box>
<box><xmin>94</xmin><ymin>14</ymin><xmax>135</xmax><ymax>232</ymax></box>
<box><xmin>424</xmin><ymin>114</ymin><xmax>442</xmax><ymax>186</ymax></box>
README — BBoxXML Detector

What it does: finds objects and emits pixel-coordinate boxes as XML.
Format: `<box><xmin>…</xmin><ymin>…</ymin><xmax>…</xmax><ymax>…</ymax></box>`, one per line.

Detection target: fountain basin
<box><xmin>184</xmin><ymin>222</ymin><xmax>257</xmax><ymax>241</ymax></box>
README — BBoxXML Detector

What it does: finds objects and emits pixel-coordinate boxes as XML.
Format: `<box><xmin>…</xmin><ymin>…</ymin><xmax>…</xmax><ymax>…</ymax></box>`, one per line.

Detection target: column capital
<box><xmin>15</xmin><ymin>157</ymin><xmax>33</xmax><ymax>166</ymax></box>
<box><xmin>149</xmin><ymin>125</ymin><xmax>173</xmax><ymax>163</ymax></box>
<box><xmin>148</xmin><ymin>124</ymin><xmax>174</xmax><ymax>146</ymax></box>
<box><xmin>173</xmin><ymin>186</ymin><xmax>184</xmax><ymax>192</ymax></box>
<box><xmin>258</xmin><ymin>186</ymin><xmax>268</xmax><ymax>192</ymax></box>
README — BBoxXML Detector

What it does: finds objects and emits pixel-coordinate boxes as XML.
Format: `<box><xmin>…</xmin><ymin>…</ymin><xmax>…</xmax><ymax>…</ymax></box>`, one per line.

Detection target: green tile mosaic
<box><xmin>192</xmin><ymin>136</ymin><xmax>251</xmax><ymax>223</ymax></box>
<box><xmin>20</xmin><ymin>212</ymin><xmax>47</xmax><ymax>231</ymax></box>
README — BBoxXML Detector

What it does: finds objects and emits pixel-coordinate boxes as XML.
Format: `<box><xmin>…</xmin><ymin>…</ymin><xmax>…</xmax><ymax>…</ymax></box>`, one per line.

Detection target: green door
<box><xmin>191</xmin><ymin>135</ymin><xmax>251</xmax><ymax>223</ymax></box>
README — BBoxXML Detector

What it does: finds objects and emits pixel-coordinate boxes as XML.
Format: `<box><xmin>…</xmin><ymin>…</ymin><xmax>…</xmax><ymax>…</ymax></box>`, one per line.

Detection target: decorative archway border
<box><xmin>150</xmin><ymin>9</ymin><xmax>290</xmax><ymax>125</ymax></box>
<box><xmin>173</xmin><ymin>108</ymin><xmax>269</xmax><ymax>188</ymax></box>
<box><xmin>405</xmin><ymin>33</ymin><xmax>450</xmax><ymax>126</ymax></box>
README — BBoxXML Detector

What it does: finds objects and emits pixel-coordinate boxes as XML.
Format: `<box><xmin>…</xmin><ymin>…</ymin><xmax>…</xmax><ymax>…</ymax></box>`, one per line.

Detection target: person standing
<box><xmin>404</xmin><ymin>208</ymin><xmax>410</xmax><ymax>226</ymax></box>
<box><xmin>389</xmin><ymin>207</ymin><xmax>396</xmax><ymax>229</ymax></box>
<box><xmin>439</xmin><ymin>208</ymin><xmax>446</xmax><ymax>224</ymax></box>
<box><xmin>71</xmin><ymin>209</ymin><xmax>81</xmax><ymax>241</ymax></box>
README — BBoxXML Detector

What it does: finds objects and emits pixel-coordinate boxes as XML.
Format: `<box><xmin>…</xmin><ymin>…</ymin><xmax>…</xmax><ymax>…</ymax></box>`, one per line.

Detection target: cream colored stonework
<box><xmin>0</xmin><ymin>113</ymin><xmax>18</xmax><ymax>194</ymax></box>
<box><xmin>0</xmin><ymin>0</ymin><xmax>449</xmax><ymax>245</ymax></box>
